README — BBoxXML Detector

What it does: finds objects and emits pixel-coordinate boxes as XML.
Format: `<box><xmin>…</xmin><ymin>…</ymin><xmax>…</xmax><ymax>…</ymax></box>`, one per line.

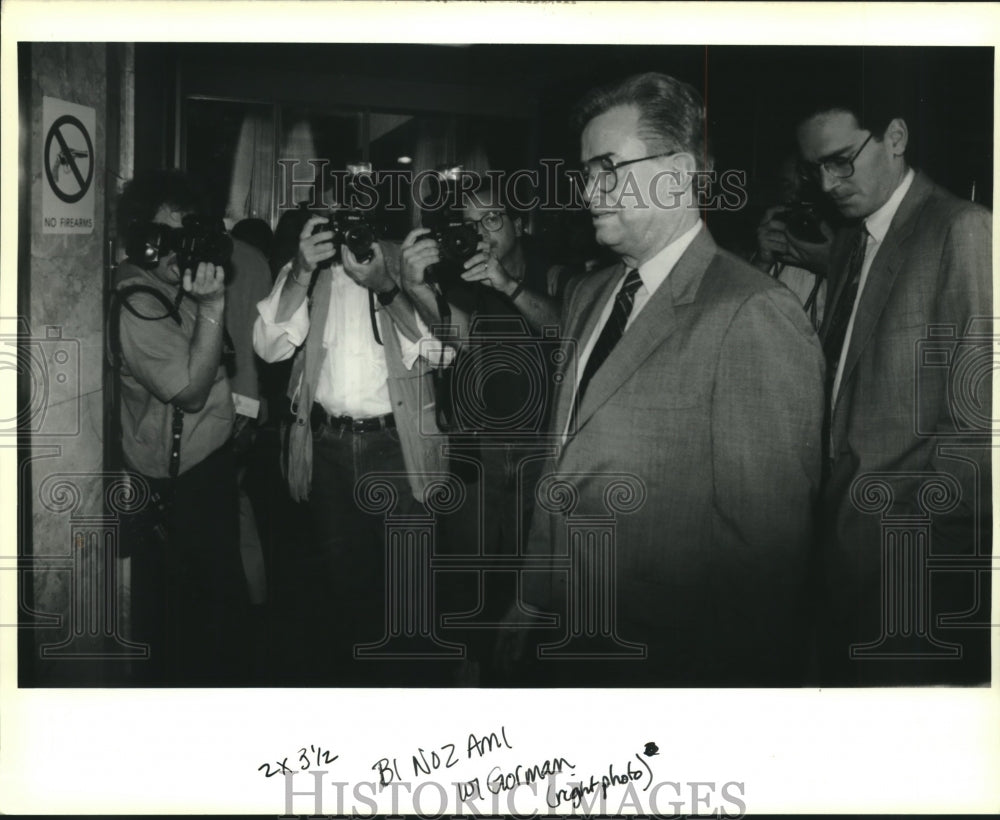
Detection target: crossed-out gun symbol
<box><xmin>51</xmin><ymin>146</ymin><xmax>89</xmax><ymax>182</ymax></box>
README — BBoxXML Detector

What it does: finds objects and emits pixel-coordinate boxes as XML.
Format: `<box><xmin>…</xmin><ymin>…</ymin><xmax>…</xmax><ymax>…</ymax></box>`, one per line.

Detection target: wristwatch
<box><xmin>376</xmin><ymin>284</ymin><xmax>400</xmax><ymax>306</ymax></box>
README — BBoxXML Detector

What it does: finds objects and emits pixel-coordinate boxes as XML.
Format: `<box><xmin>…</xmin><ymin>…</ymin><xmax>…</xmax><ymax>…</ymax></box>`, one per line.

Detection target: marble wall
<box><xmin>23</xmin><ymin>43</ymin><xmax>134</xmax><ymax>685</ymax></box>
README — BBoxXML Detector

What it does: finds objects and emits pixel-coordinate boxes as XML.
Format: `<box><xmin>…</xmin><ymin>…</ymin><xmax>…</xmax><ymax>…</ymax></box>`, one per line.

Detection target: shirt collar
<box><xmin>864</xmin><ymin>167</ymin><xmax>914</xmax><ymax>242</ymax></box>
<box><xmin>636</xmin><ymin>220</ymin><xmax>703</xmax><ymax>295</ymax></box>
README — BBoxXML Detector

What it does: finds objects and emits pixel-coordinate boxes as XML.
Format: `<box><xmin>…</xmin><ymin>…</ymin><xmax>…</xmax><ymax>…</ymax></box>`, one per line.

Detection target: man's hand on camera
<box><xmin>400</xmin><ymin>227</ymin><xmax>440</xmax><ymax>289</ymax></box>
<box><xmin>182</xmin><ymin>261</ymin><xmax>226</xmax><ymax>304</ymax></box>
<box><xmin>342</xmin><ymin>242</ymin><xmax>394</xmax><ymax>292</ymax></box>
<box><xmin>755</xmin><ymin>205</ymin><xmax>791</xmax><ymax>269</ymax></box>
<box><xmin>293</xmin><ymin>215</ymin><xmax>336</xmax><ymax>279</ymax></box>
<box><xmin>462</xmin><ymin>240</ymin><xmax>516</xmax><ymax>295</ymax></box>
<box><xmin>756</xmin><ymin>205</ymin><xmax>833</xmax><ymax>276</ymax></box>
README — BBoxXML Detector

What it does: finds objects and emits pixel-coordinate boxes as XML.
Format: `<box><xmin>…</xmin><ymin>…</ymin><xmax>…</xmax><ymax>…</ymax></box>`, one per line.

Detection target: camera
<box><xmin>173</xmin><ymin>214</ymin><xmax>233</xmax><ymax>272</ymax></box>
<box><xmin>421</xmin><ymin>166</ymin><xmax>481</xmax><ymax>288</ymax></box>
<box><xmin>125</xmin><ymin>214</ymin><xmax>233</xmax><ymax>276</ymax></box>
<box><xmin>775</xmin><ymin>201</ymin><xmax>826</xmax><ymax>244</ymax></box>
<box><xmin>311</xmin><ymin>208</ymin><xmax>379</xmax><ymax>266</ymax></box>
<box><xmin>310</xmin><ymin>163</ymin><xmax>381</xmax><ymax>266</ymax></box>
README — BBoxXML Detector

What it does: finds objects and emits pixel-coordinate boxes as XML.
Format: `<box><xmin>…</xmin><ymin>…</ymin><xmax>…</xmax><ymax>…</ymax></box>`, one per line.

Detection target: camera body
<box><xmin>125</xmin><ymin>214</ymin><xmax>233</xmax><ymax>277</ymax></box>
<box><xmin>173</xmin><ymin>214</ymin><xmax>233</xmax><ymax>272</ymax></box>
<box><xmin>310</xmin><ymin>163</ymin><xmax>382</xmax><ymax>266</ymax></box>
<box><xmin>311</xmin><ymin>207</ymin><xmax>379</xmax><ymax>266</ymax></box>
<box><xmin>422</xmin><ymin>211</ymin><xmax>480</xmax><ymax>287</ymax></box>
<box><xmin>775</xmin><ymin>201</ymin><xmax>826</xmax><ymax>244</ymax></box>
<box><xmin>420</xmin><ymin>165</ymin><xmax>480</xmax><ymax>288</ymax></box>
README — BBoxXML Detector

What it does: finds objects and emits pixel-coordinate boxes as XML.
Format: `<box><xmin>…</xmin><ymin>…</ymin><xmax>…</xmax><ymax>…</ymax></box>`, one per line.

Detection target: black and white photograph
<box><xmin>1</xmin><ymin>1</ymin><xmax>997</xmax><ymax>815</ymax></box>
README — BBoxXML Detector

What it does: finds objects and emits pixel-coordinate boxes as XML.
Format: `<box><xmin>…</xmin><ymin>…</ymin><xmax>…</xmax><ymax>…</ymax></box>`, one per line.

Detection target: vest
<box><xmin>283</xmin><ymin>244</ymin><xmax>445</xmax><ymax>503</ymax></box>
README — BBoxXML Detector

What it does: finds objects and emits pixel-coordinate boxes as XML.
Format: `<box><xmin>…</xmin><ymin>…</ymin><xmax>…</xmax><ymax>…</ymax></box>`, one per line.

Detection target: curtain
<box><xmin>227</xmin><ymin>108</ymin><xmax>276</xmax><ymax>224</ymax></box>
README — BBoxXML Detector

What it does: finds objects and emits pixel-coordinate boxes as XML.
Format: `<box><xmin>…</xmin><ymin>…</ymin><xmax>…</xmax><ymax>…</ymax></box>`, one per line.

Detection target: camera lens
<box><xmin>441</xmin><ymin>224</ymin><xmax>479</xmax><ymax>263</ymax></box>
<box><xmin>207</xmin><ymin>233</ymin><xmax>234</xmax><ymax>267</ymax></box>
<box><xmin>345</xmin><ymin>224</ymin><xmax>375</xmax><ymax>262</ymax></box>
<box><xmin>785</xmin><ymin>205</ymin><xmax>824</xmax><ymax>244</ymax></box>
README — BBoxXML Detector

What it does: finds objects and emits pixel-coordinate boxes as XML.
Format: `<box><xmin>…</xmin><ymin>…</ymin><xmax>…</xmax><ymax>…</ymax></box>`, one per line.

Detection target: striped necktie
<box><xmin>576</xmin><ymin>268</ymin><xmax>644</xmax><ymax>406</ymax></box>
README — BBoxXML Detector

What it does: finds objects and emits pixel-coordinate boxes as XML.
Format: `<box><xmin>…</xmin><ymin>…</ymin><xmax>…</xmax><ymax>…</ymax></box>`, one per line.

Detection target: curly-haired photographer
<box><xmin>113</xmin><ymin>169</ymin><xmax>251</xmax><ymax>684</ymax></box>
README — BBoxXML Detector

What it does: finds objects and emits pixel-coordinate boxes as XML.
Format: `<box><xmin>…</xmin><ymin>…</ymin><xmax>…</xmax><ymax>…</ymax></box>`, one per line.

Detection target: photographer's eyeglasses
<box><xmin>799</xmin><ymin>132</ymin><xmax>873</xmax><ymax>182</ymax></box>
<box><xmin>466</xmin><ymin>211</ymin><xmax>506</xmax><ymax>233</ymax></box>
<box><xmin>578</xmin><ymin>152</ymin><xmax>681</xmax><ymax>194</ymax></box>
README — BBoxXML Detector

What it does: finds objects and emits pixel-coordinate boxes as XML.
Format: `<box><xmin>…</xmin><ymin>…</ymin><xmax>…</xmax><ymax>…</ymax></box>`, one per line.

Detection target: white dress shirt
<box><xmin>830</xmin><ymin>168</ymin><xmax>915</xmax><ymax>404</ymax></box>
<box><xmin>254</xmin><ymin>263</ymin><xmax>449</xmax><ymax>418</ymax></box>
<box><xmin>564</xmin><ymin>219</ymin><xmax>703</xmax><ymax>439</ymax></box>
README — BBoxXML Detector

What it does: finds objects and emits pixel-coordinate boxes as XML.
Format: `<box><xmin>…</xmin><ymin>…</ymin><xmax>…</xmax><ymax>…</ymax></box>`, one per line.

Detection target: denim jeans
<box><xmin>307</xmin><ymin>421</ymin><xmax>424</xmax><ymax>682</ymax></box>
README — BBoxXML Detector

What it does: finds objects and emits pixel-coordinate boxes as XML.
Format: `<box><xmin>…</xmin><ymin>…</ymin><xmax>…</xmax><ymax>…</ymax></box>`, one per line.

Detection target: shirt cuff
<box><xmin>255</xmin><ymin>263</ymin><xmax>310</xmax><ymax>350</ymax></box>
<box><xmin>232</xmin><ymin>393</ymin><xmax>261</xmax><ymax>419</ymax></box>
<box><xmin>396</xmin><ymin>309</ymin><xmax>456</xmax><ymax>370</ymax></box>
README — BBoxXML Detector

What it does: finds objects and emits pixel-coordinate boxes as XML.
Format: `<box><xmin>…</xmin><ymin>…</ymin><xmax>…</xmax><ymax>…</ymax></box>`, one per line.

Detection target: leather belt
<box><xmin>310</xmin><ymin>403</ymin><xmax>396</xmax><ymax>434</ymax></box>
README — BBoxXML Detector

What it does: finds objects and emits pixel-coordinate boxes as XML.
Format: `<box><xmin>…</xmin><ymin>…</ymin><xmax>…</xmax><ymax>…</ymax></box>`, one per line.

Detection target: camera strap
<box><xmin>305</xmin><ymin>266</ymin><xmax>323</xmax><ymax>301</ymax></box>
<box><xmin>368</xmin><ymin>289</ymin><xmax>383</xmax><ymax>346</ymax></box>
<box><xmin>117</xmin><ymin>283</ymin><xmax>184</xmax><ymax>326</ymax></box>
<box><xmin>433</xmin><ymin>287</ymin><xmax>453</xmax><ymax>335</ymax></box>
<box><xmin>429</xmin><ymin>287</ymin><xmax>459</xmax><ymax>433</ymax></box>
<box><xmin>803</xmin><ymin>276</ymin><xmax>823</xmax><ymax>328</ymax></box>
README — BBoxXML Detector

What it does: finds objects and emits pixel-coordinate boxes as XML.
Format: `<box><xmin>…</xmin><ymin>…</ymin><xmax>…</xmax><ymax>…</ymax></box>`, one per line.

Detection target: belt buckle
<box><xmin>351</xmin><ymin>417</ymin><xmax>367</xmax><ymax>433</ymax></box>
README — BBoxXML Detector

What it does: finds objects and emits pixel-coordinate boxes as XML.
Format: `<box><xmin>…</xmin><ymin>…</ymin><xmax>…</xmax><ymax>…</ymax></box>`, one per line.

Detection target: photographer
<box><xmin>401</xmin><ymin>181</ymin><xmax>559</xmax><ymax>339</ymax></box>
<box><xmin>753</xmin><ymin>154</ymin><xmax>836</xmax><ymax>328</ymax></box>
<box><xmin>252</xmin><ymin>196</ymin><xmax>450</xmax><ymax>685</ymax></box>
<box><xmin>399</xmin><ymin>180</ymin><xmax>559</xmax><ymax>684</ymax></box>
<box><xmin>113</xmin><ymin>169</ymin><xmax>250</xmax><ymax>684</ymax></box>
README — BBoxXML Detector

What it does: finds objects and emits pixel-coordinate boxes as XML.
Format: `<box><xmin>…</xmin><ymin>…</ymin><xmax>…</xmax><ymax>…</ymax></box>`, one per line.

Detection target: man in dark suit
<box><xmin>795</xmin><ymin>88</ymin><xmax>993</xmax><ymax>685</ymax></box>
<box><xmin>504</xmin><ymin>73</ymin><xmax>826</xmax><ymax>686</ymax></box>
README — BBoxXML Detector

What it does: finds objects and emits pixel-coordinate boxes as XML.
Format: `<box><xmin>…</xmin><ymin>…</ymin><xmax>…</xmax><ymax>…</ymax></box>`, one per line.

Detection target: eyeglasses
<box><xmin>465</xmin><ymin>211</ymin><xmax>506</xmax><ymax>233</ymax></box>
<box><xmin>579</xmin><ymin>152</ymin><xmax>680</xmax><ymax>193</ymax></box>
<box><xmin>799</xmin><ymin>132</ymin><xmax>874</xmax><ymax>182</ymax></box>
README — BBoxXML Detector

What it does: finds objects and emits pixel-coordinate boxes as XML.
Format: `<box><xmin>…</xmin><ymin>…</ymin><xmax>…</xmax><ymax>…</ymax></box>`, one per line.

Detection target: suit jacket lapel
<box><xmin>572</xmin><ymin>228</ymin><xmax>717</xmax><ymax>433</ymax></box>
<box><xmin>837</xmin><ymin>171</ymin><xmax>932</xmax><ymax>401</ymax></box>
<box><xmin>551</xmin><ymin>264</ymin><xmax>624</xmax><ymax>438</ymax></box>
<box><xmin>819</xmin><ymin>227</ymin><xmax>864</xmax><ymax>344</ymax></box>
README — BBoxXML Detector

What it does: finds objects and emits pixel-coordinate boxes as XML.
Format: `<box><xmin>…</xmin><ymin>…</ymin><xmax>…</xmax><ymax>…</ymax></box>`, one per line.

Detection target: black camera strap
<box><xmin>429</xmin><ymin>287</ymin><xmax>460</xmax><ymax>432</ymax></box>
<box><xmin>769</xmin><ymin>261</ymin><xmax>824</xmax><ymax>330</ymax></box>
<box><xmin>117</xmin><ymin>283</ymin><xmax>183</xmax><ymax>325</ymax></box>
<box><xmin>368</xmin><ymin>288</ymin><xmax>383</xmax><ymax>346</ymax></box>
<box><xmin>305</xmin><ymin>265</ymin><xmax>323</xmax><ymax>301</ymax></box>
<box><xmin>803</xmin><ymin>270</ymin><xmax>825</xmax><ymax>328</ymax></box>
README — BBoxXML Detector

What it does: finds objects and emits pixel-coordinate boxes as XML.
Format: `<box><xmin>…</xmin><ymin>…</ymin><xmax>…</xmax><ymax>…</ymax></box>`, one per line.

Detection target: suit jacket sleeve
<box><xmin>710</xmin><ymin>285</ymin><xmax>825</xmax><ymax>655</ymax></box>
<box><xmin>921</xmin><ymin>205</ymin><xmax>992</xmax><ymax>533</ymax></box>
<box><xmin>519</xmin><ymin>275</ymin><xmax>591</xmax><ymax>614</ymax></box>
